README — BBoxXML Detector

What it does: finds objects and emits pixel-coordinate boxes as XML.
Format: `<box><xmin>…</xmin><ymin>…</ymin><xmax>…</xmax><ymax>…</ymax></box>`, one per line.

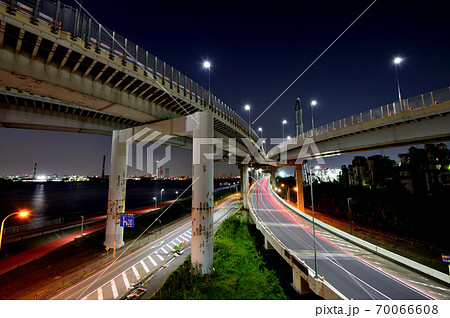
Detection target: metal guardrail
<box><xmin>303</xmin><ymin>86</ymin><xmax>450</xmax><ymax>138</ymax></box>
<box><xmin>2</xmin><ymin>217</ymin><xmax>64</xmax><ymax>235</ymax></box>
<box><xmin>1</xmin><ymin>0</ymin><xmax>260</xmax><ymax>142</ymax></box>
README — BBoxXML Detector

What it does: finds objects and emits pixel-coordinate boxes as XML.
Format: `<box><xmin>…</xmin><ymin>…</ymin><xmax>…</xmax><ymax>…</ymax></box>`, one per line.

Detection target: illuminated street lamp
<box><xmin>0</xmin><ymin>211</ymin><xmax>29</xmax><ymax>252</ymax></box>
<box><xmin>203</xmin><ymin>60</ymin><xmax>211</xmax><ymax>105</ymax></box>
<box><xmin>153</xmin><ymin>197</ymin><xmax>157</xmax><ymax>209</ymax></box>
<box><xmin>160</xmin><ymin>189</ymin><xmax>165</xmax><ymax>203</ymax></box>
<box><xmin>282</xmin><ymin>120</ymin><xmax>287</xmax><ymax>140</ymax></box>
<box><xmin>393</xmin><ymin>57</ymin><xmax>404</xmax><ymax>111</ymax></box>
<box><xmin>175</xmin><ymin>191</ymin><xmax>179</xmax><ymax>200</ymax></box>
<box><xmin>245</xmin><ymin>104</ymin><xmax>251</xmax><ymax>136</ymax></box>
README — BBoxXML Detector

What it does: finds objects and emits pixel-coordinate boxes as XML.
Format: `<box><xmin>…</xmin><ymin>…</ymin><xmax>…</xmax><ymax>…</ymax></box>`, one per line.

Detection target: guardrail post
<box><xmin>85</xmin><ymin>18</ymin><xmax>92</xmax><ymax>49</ymax></box>
<box><xmin>71</xmin><ymin>8</ymin><xmax>80</xmax><ymax>41</ymax></box>
<box><xmin>109</xmin><ymin>31</ymin><xmax>115</xmax><ymax>60</ymax></box>
<box><xmin>122</xmin><ymin>38</ymin><xmax>127</xmax><ymax>66</ymax></box>
<box><xmin>95</xmin><ymin>23</ymin><xmax>101</xmax><ymax>53</ymax></box>
<box><xmin>31</xmin><ymin>0</ymin><xmax>41</xmax><ymax>25</ymax></box>
<box><xmin>51</xmin><ymin>1</ymin><xmax>61</xmax><ymax>34</ymax></box>
<box><xmin>6</xmin><ymin>0</ymin><xmax>17</xmax><ymax>16</ymax></box>
<box><xmin>134</xmin><ymin>45</ymin><xmax>138</xmax><ymax>71</ymax></box>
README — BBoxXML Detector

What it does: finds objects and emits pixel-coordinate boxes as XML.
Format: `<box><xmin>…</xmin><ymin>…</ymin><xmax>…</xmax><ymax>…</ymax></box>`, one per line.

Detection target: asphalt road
<box><xmin>249</xmin><ymin>177</ymin><xmax>437</xmax><ymax>300</ymax></box>
<box><xmin>51</xmin><ymin>195</ymin><xmax>240</xmax><ymax>300</ymax></box>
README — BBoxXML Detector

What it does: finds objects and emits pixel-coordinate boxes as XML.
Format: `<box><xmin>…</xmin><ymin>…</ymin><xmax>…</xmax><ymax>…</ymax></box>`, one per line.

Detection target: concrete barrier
<box><xmin>270</xmin><ymin>183</ymin><xmax>450</xmax><ymax>286</ymax></box>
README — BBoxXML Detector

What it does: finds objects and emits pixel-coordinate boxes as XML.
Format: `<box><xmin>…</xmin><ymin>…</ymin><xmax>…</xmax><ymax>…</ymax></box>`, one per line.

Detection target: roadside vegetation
<box><xmin>150</xmin><ymin>208</ymin><xmax>288</xmax><ymax>300</ymax></box>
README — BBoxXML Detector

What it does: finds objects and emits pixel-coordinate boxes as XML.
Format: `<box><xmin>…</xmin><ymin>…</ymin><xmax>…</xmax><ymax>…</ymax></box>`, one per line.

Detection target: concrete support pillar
<box><xmin>292</xmin><ymin>266</ymin><xmax>312</xmax><ymax>295</ymax></box>
<box><xmin>191</xmin><ymin>111</ymin><xmax>214</xmax><ymax>275</ymax></box>
<box><xmin>270</xmin><ymin>168</ymin><xmax>277</xmax><ymax>189</ymax></box>
<box><xmin>241</xmin><ymin>164</ymin><xmax>249</xmax><ymax>209</ymax></box>
<box><xmin>264</xmin><ymin>237</ymin><xmax>274</xmax><ymax>250</ymax></box>
<box><xmin>295</xmin><ymin>164</ymin><xmax>305</xmax><ymax>211</ymax></box>
<box><xmin>104</xmin><ymin>130</ymin><xmax>128</xmax><ymax>251</ymax></box>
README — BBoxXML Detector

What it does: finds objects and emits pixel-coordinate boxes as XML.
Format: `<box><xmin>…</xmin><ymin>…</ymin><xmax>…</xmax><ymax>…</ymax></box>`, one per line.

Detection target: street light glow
<box><xmin>244</xmin><ymin>104</ymin><xmax>251</xmax><ymax>111</ymax></box>
<box><xmin>394</xmin><ymin>57</ymin><xmax>403</xmax><ymax>64</ymax></box>
<box><xmin>258</xmin><ymin>127</ymin><xmax>262</xmax><ymax>132</ymax></box>
<box><xmin>203</xmin><ymin>61</ymin><xmax>211</xmax><ymax>69</ymax></box>
<box><xmin>311</xmin><ymin>100</ymin><xmax>317</xmax><ymax>106</ymax></box>
<box><xmin>19</xmin><ymin>211</ymin><xmax>29</xmax><ymax>217</ymax></box>
<box><xmin>282</xmin><ymin>120</ymin><xmax>287</xmax><ymax>124</ymax></box>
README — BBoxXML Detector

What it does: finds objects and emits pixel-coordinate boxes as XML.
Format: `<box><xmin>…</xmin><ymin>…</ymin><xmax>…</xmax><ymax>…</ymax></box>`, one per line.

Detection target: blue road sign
<box><xmin>120</xmin><ymin>213</ymin><xmax>134</xmax><ymax>228</ymax></box>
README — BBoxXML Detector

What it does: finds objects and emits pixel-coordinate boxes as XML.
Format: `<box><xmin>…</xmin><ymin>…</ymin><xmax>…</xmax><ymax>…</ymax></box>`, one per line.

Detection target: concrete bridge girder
<box><xmin>268</xmin><ymin>101</ymin><xmax>450</xmax><ymax>162</ymax></box>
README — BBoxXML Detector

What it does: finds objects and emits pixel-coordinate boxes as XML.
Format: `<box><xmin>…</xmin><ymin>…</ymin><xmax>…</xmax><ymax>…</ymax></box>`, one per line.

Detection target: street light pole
<box><xmin>161</xmin><ymin>189</ymin><xmax>164</xmax><ymax>204</ymax></box>
<box><xmin>282</xmin><ymin>120</ymin><xmax>287</xmax><ymax>140</ymax></box>
<box><xmin>311</xmin><ymin>100</ymin><xmax>317</xmax><ymax>133</ymax></box>
<box><xmin>0</xmin><ymin>211</ymin><xmax>29</xmax><ymax>252</ymax></box>
<box><xmin>258</xmin><ymin>127</ymin><xmax>264</xmax><ymax>152</ymax></box>
<box><xmin>175</xmin><ymin>191</ymin><xmax>179</xmax><ymax>200</ymax></box>
<box><xmin>203</xmin><ymin>61</ymin><xmax>211</xmax><ymax>105</ymax></box>
<box><xmin>347</xmin><ymin>198</ymin><xmax>352</xmax><ymax>235</ymax></box>
<box><xmin>394</xmin><ymin>57</ymin><xmax>403</xmax><ymax>111</ymax></box>
<box><xmin>309</xmin><ymin>165</ymin><xmax>319</xmax><ymax>278</ymax></box>
<box><xmin>81</xmin><ymin>215</ymin><xmax>84</xmax><ymax>236</ymax></box>
<box><xmin>153</xmin><ymin>197</ymin><xmax>157</xmax><ymax>209</ymax></box>
<box><xmin>245</xmin><ymin>104</ymin><xmax>251</xmax><ymax>136</ymax></box>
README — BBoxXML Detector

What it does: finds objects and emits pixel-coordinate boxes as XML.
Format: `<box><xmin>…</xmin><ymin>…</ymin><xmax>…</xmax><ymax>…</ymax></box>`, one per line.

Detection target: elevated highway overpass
<box><xmin>0</xmin><ymin>0</ymin><xmax>262</xmax><ymax>275</ymax></box>
<box><xmin>268</xmin><ymin>88</ymin><xmax>450</xmax><ymax>163</ymax></box>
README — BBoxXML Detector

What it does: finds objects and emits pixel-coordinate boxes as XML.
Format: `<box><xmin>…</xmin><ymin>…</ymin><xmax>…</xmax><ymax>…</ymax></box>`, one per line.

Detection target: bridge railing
<box><xmin>303</xmin><ymin>86</ymin><xmax>450</xmax><ymax>138</ymax></box>
<box><xmin>2</xmin><ymin>0</ymin><xmax>260</xmax><ymax>142</ymax></box>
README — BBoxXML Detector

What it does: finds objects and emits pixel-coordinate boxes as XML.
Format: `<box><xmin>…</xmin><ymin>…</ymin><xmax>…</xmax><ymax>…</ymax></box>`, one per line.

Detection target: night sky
<box><xmin>1</xmin><ymin>0</ymin><xmax>449</xmax><ymax>176</ymax></box>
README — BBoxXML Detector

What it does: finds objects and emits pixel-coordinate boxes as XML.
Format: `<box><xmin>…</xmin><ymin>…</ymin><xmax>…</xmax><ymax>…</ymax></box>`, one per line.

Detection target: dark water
<box><xmin>0</xmin><ymin>179</ymin><xmax>236</xmax><ymax>226</ymax></box>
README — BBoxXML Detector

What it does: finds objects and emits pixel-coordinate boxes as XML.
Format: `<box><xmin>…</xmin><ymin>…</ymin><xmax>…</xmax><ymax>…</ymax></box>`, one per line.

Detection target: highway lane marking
<box><xmin>57</xmin><ymin>201</ymin><xmax>238</xmax><ymax>300</ymax></box>
<box><xmin>140</xmin><ymin>260</ymin><xmax>150</xmax><ymax>273</ymax></box>
<box><xmin>121</xmin><ymin>272</ymin><xmax>130</xmax><ymax>289</ymax></box>
<box><xmin>110</xmin><ymin>280</ymin><xmax>119</xmax><ymax>299</ymax></box>
<box><xmin>147</xmin><ymin>255</ymin><xmax>157</xmax><ymax>266</ymax></box>
<box><xmin>132</xmin><ymin>266</ymin><xmax>141</xmax><ymax>280</ymax></box>
<box><xmin>97</xmin><ymin>288</ymin><xmax>103</xmax><ymax>300</ymax></box>
<box><xmin>165</xmin><ymin>244</ymin><xmax>173</xmax><ymax>250</ymax></box>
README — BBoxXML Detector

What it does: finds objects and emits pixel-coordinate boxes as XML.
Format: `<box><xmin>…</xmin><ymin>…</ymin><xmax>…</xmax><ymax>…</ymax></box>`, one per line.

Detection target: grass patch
<box><xmin>150</xmin><ymin>208</ymin><xmax>287</xmax><ymax>300</ymax></box>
